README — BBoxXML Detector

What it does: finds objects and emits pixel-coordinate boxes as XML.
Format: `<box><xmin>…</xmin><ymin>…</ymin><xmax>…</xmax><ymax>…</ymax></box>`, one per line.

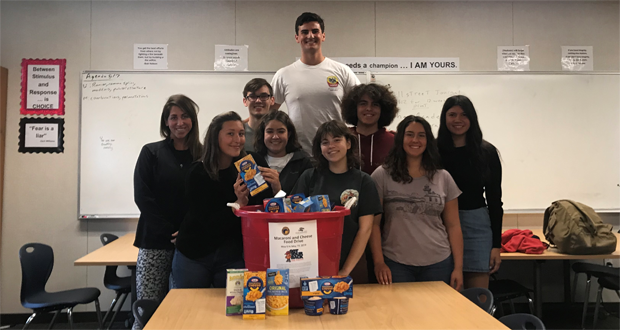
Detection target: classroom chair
<box><xmin>132</xmin><ymin>299</ymin><xmax>159</xmax><ymax>328</ymax></box>
<box><xmin>100</xmin><ymin>233</ymin><xmax>132</xmax><ymax>330</ymax></box>
<box><xmin>19</xmin><ymin>243</ymin><xmax>103</xmax><ymax>330</ymax></box>
<box><xmin>571</xmin><ymin>262</ymin><xmax>619</xmax><ymax>329</ymax></box>
<box><xmin>592</xmin><ymin>266</ymin><xmax>619</xmax><ymax>329</ymax></box>
<box><xmin>499</xmin><ymin>313</ymin><xmax>546</xmax><ymax>330</ymax></box>
<box><xmin>461</xmin><ymin>287</ymin><xmax>495</xmax><ymax>314</ymax></box>
<box><xmin>488</xmin><ymin>278</ymin><xmax>535</xmax><ymax>316</ymax></box>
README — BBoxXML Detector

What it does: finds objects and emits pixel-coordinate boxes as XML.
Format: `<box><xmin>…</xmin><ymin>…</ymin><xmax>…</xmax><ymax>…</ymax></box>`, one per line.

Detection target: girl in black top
<box><xmin>252</xmin><ymin>110</ymin><xmax>313</xmax><ymax>194</ymax></box>
<box><xmin>133</xmin><ymin>95</ymin><xmax>201</xmax><ymax>313</ymax></box>
<box><xmin>172</xmin><ymin>111</ymin><xmax>273</xmax><ymax>288</ymax></box>
<box><xmin>437</xmin><ymin>95</ymin><xmax>503</xmax><ymax>290</ymax></box>
<box><xmin>291</xmin><ymin>120</ymin><xmax>382</xmax><ymax>282</ymax></box>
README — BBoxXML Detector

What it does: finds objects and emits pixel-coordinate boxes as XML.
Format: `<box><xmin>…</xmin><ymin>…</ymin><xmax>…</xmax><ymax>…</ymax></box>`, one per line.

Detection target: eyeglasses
<box><xmin>245</xmin><ymin>93</ymin><xmax>272</xmax><ymax>102</ymax></box>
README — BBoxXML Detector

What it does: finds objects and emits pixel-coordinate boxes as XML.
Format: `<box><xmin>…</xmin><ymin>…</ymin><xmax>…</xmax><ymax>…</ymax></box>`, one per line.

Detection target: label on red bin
<box><xmin>268</xmin><ymin>220</ymin><xmax>319</xmax><ymax>289</ymax></box>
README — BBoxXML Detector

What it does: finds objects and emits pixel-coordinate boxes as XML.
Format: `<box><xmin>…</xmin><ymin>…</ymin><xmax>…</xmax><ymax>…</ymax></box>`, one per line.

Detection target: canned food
<box><xmin>303</xmin><ymin>297</ymin><xmax>324</xmax><ymax>316</ymax></box>
<box><xmin>328</xmin><ymin>297</ymin><xmax>349</xmax><ymax>315</ymax></box>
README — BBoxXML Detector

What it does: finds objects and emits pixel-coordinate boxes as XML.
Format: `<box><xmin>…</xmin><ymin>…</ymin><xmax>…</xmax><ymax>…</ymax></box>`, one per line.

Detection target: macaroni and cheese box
<box><xmin>225</xmin><ymin>269</ymin><xmax>247</xmax><ymax>316</ymax></box>
<box><xmin>285</xmin><ymin>194</ymin><xmax>313</xmax><ymax>213</ymax></box>
<box><xmin>300</xmin><ymin>276</ymin><xmax>353</xmax><ymax>299</ymax></box>
<box><xmin>291</xmin><ymin>197</ymin><xmax>313</xmax><ymax>212</ymax></box>
<box><xmin>310</xmin><ymin>195</ymin><xmax>331</xmax><ymax>212</ymax></box>
<box><xmin>243</xmin><ymin>271</ymin><xmax>266</xmax><ymax>320</ymax></box>
<box><xmin>266</xmin><ymin>269</ymin><xmax>289</xmax><ymax>316</ymax></box>
<box><xmin>235</xmin><ymin>154</ymin><xmax>269</xmax><ymax>196</ymax></box>
<box><xmin>264</xmin><ymin>198</ymin><xmax>290</xmax><ymax>213</ymax></box>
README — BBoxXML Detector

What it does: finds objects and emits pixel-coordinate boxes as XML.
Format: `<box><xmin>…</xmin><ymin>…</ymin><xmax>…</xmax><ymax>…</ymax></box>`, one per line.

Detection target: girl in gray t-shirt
<box><xmin>369</xmin><ymin>115</ymin><xmax>464</xmax><ymax>291</ymax></box>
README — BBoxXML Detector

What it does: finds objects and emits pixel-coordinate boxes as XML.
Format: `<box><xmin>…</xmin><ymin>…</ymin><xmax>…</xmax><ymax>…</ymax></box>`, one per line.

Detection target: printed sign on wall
<box><xmin>134</xmin><ymin>44</ymin><xmax>168</xmax><ymax>69</ymax></box>
<box><xmin>561</xmin><ymin>46</ymin><xmax>593</xmax><ymax>71</ymax></box>
<box><xmin>19</xmin><ymin>117</ymin><xmax>65</xmax><ymax>153</ymax></box>
<box><xmin>214</xmin><ymin>45</ymin><xmax>249</xmax><ymax>71</ymax></box>
<box><xmin>20</xmin><ymin>59</ymin><xmax>66</xmax><ymax>115</ymax></box>
<box><xmin>497</xmin><ymin>46</ymin><xmax>530</xmax><ymax>71</ymax></box>
<box><xmin>332</xmin><ymin>57</ymin><xmax>460</xmax><ymax>74</ymax></box>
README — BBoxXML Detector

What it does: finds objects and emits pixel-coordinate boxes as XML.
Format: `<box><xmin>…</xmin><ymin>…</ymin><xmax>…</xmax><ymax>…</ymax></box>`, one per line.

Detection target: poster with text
<box><xmin>269</xmin><ymin>220</ymin><xmax>318</xmax><ymax>288</ymax></box>
<box><xmin>561</xmin><ymin>46</ymin><xmax>593</xmax><ymax>71</ymax></box>
<box><xmin>497</xmin><ymin>46</ymin><xmax>530</xmax><ymax>71</ymax></box>
<box><xmin>134</xmin><ymin>44</ymin><xmax>168</xmax><ymax>69</ymax></box>
<box><xmin>332</xmin><ymin>57</ymin><xmax>460</xmax><ymax>74</ymax></box>
<box><xmin>214</xmin><ymin>45</ymin><xmax>248</xmax><ymax>71</ymax></box>
<box><xmin>20</xmin><ymin>59</ymin><xmax>66</xmax><ymax>115</ymax></box>
<box><xmin>19</xmin><ymin>117</ymin><xmax>65</xmax><ymax>153</ymax></box>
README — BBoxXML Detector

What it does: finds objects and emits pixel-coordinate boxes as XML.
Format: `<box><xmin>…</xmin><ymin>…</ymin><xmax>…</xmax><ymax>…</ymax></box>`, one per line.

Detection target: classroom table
<box><xmin>74</xmin><ymin>233</ymin><xmax>139</xmax><ymax>303</ymax></box>
<box><xmin>143</xmin><ymin>282</ymin><xmax>508</xmax><ymax>330</ymax></box>
<box><xmin>499</xmin><ymin>228</ymin><xmax>620</xmax><ymax>319</ymax></box>
<box><xmin>75</xmin><ymin>230</ymin><xmax>620</xmax><ymax>320</ymax></box>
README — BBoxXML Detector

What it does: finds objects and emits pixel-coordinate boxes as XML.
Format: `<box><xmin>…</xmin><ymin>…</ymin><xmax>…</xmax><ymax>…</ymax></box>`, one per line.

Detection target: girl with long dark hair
<box><xmin>252</xmin><ymin>110</ymin><xmax>312</xmax><ymax>193</ymax></box>
<box><xmin>133</xmin><ymin>95</ymin><xmax>201</xmax><ymax>324</ymax></box>
<box><xmin>437</xmin><ymin>95</ymin><xmax>503</xmax><ymax>289</ymax></box>
<box><xmin>172</xmin><ymin>111</ymin><xmax>273</xmax><ymax>288</ymax></box>
<box><xmin>370</xmin><ymin>116</ymin><xmax>463</xmax><ymax>290</ymax></box>
<box><xmin>291</xmin><ymin>120</ymin><xmax>382</xmax><ymax>281</ymax></box>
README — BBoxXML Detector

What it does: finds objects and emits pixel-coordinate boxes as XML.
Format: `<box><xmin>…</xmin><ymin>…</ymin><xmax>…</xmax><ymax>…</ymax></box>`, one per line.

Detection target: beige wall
<box><xmin>1</xmin><ymin>0</ymin><xmax>618</xmax><ymax>314</ymax></box>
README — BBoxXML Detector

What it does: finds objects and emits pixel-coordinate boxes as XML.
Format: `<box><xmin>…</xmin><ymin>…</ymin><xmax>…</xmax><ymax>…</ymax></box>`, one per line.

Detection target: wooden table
<box><xmin>74</xmin><ymin>233</ymin><xmax>139</xmax><ymax>302</ymax></box>
<box><xmin>144</xmin><ymin>282</ymin><xmax>508</xmax><ymax>330</ymax></box>
<box><xmin>75</xmin><ymin>231</ymin><xmax>620</xmax><ymax>320</ymax></box>
<box><xmin>75</xmin><ymin>233</ymin><xmax>139</xmax><ymax>266</ymax></box>
<box><xmin>499</xmin><ymin>228</ymin><xmax>620</xmax><ymax>318</ymax></box>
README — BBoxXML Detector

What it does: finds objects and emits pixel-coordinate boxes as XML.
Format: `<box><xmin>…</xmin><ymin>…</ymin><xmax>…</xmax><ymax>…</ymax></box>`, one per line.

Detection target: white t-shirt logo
<box><xmin>327</xmin><ymin>75</ymin><xmax>339</xmax><ymax>88</ymax></box>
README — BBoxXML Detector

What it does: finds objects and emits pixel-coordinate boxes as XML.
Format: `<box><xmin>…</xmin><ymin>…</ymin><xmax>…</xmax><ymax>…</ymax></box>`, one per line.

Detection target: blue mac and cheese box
<box><xmin>310</xmin><ymin>195</ymin><xmax>331</xmax><ymax>212</ymax></box>
<box><xmin>300</xmin><ymin>276</ymin><xmax>353</xmax><ymax>299</ymax></box>
<box><xmin>264</xmin><ymin>198</ymin><xmax>289</xmax><ymax>213</ymax></box>
<box><xmin>285</xmin><ymin>193</ymin><xmax>313</xmax><ymax>213</ymax></box>
<box><xmin>266</xmin><ymin>269</ymin><xmax>289</xmax><ymax>316</ymax></box>
<box><xmin>235</xmin><ymin>154</ymin><xmax>269</xmax><ymax>196</ymax></box>
<box><xmin>243</xmin><ymin>271</ymin><xmax>266</xmax><ymax>320</ymax></box>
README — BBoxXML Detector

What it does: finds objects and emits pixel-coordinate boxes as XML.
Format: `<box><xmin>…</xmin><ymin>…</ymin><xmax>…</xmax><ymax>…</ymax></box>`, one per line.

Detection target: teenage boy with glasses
<box><xmin>242</xmin><ymin>78</ymin><xmax>274</xmax><ymax>152</ymax></box>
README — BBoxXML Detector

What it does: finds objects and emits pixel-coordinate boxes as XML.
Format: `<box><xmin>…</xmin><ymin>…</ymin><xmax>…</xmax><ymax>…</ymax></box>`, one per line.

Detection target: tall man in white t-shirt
<box><xmin>271</xmin><ymin>12</ymin><xmax>360</xmax><ymax>153</ymax></box>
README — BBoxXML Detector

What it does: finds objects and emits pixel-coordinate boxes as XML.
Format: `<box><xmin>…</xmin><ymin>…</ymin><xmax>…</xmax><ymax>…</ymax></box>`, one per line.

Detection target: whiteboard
<box><xmin>79</xmin><ymin>71</ymin><xmax>619</xmax><ymax>218</ymax></box>
<box><xmin>369</xmin><ymin>72</ymin><xmax>620</xmax><ymax>212</ymax></box>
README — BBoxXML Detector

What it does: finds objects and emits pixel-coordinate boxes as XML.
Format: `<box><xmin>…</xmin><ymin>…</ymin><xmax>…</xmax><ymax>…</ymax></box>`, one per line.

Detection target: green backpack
<box><xmin>543</xmin><ymin>200</ymin><xmax>617</xmax><ymax>255</ymax></box>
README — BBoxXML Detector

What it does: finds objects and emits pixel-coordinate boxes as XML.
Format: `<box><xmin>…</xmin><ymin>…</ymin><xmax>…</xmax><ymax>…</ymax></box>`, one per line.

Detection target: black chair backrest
<box><xmin>499</xmin><ymin>313</ymin><xmax>546</xmax><ymax>330</ymax></box>
<box><xmin>100</xmin><ymin>234</ymin><xmax>120</xmax><ymax>285</ymax></box>
<box><xmin>461</xmin><ymin>287</ymin><xmax>494</xmax><ymax>314</ymax></box>
<box><xmin>100</xmin><ymin>233</ymin><xmax>119</xmax><ymax>246</ymax></box>
<box><xmin>572</xmin><ymin>262</ymin><xmax>619</xmax><ymax>279</ymax></box>
<box><xmin>132</xmin><ymin>299</ymin><xmax>159</xmax><ymax>328</ymax></box>
<box><xmin>598</xmin><ymin>275</ymin><xmax>619</xmax><ymax>291</ymax></box>
<box><xmin>19</xmin><ymin>243</ymin><xmax>54</xmax><ymax>304</ymax></box>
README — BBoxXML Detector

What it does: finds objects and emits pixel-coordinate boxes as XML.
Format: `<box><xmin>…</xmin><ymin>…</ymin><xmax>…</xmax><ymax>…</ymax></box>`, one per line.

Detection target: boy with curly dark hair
<box><xmin>341</xmin><ymin>83</ymin><xmax>399</xmax><ymax>174</ymax></box>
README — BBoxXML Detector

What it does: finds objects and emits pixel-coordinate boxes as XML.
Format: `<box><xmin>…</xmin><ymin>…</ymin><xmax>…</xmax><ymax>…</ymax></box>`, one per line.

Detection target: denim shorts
<box><xmin>384</xmin><ymin>254</ymin><xmax>454</xmax><ymax>285</ymax></box>
<box><xmin>460</xmin><ymin>207</ymin><xmax>493</xmax><ymax>273</ymax></box>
